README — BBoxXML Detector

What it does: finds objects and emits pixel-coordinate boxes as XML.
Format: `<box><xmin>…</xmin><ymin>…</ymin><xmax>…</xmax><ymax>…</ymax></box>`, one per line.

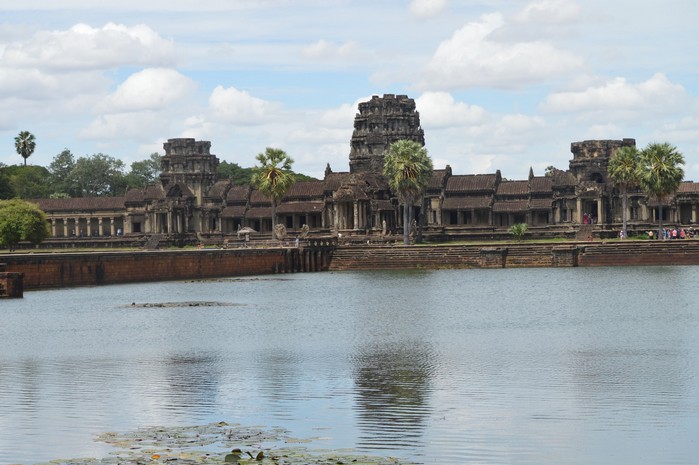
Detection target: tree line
<box><xmin>1</xmin><ymin>131</ymin><xmax>315</xmax><ymax>200</ymax></box>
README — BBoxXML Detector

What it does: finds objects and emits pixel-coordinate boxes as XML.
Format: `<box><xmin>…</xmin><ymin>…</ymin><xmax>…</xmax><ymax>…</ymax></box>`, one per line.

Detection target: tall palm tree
<box><xmin>252</xmin><ymin>147</ymin><xmax>295</xmax><ymax>236</ymax></box>
<box><xmin>607</xmin><ymin>145</ymin><xmax>640</xmax><ymax>239</ymax></box>
<box><xmin>14</xmin><ymin>131</ymin><xmax>36</xmax><ymax>166</ymax></box>
<box><xmin>383</xmin><ymin>139</ymin><xmax>433</xmax><ymax>245</ymax></box>
<box><xmin>636</xmin><ymin>142</ymin><xmax>684</xmax><ymax>239</ymax></box>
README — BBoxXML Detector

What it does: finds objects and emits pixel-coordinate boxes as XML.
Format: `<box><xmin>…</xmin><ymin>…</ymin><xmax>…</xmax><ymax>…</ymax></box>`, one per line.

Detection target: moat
<box><xmin>2</xmin><ymin>267</ymin><xmax>698</xmax><ymax>464</ymax></box>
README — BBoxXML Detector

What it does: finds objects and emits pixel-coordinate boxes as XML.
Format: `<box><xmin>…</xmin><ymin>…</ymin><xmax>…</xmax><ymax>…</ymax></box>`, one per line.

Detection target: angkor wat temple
<box><xmin>34</xmin><ymin>94</ymin><xmax>699</xmax><ymax>244</ymax></box>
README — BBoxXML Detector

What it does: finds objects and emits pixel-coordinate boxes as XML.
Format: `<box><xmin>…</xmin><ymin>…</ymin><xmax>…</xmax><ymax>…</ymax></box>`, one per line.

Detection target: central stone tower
<box><xmin>349</xmin><ymin>94</ymin><xmax>425</xmax><ymax>174</ymax></box>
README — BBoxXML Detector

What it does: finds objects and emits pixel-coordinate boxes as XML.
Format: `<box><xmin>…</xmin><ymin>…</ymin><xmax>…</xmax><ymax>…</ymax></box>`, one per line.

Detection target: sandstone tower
<box><xmin>349</xmin><ymin>94</ymin><xmax>425</xmax><ymax>174</ymax></box>
<box><xmin>569</xmin><ymin>138</ymin><xmax>636</xmax><ymax>184</ymax></box>
<box><xmin>159</xmin><ymin>138</ymin><xmax>219</xmax><ymax>205</ymax></box>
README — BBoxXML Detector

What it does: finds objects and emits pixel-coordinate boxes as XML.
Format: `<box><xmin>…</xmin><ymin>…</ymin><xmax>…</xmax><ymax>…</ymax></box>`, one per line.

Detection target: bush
<box><xmin>508</xmin><ymin>223</ymin><xmax>528</xmax><ymax>241</ymax></box>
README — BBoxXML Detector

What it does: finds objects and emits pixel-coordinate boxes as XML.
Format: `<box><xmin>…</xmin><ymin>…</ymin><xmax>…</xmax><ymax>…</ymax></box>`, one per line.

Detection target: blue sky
<box><xmin>1</xmin><ymin>0</ymin><xmax>698</xmax><ymax>181</ymax></box>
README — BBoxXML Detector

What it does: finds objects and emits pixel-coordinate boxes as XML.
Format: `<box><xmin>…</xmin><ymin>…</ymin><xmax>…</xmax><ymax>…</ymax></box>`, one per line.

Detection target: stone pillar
<box><xmin>98</xmin><ymin>218</ymin><xmax>104</xmax><ymax>236</ymax></box>
<box><xmin>353</xmin><ymin>202</ymin><xmax>359</xmax><ymax>230</ymax></box>
<box><xmin>63</xmin><ymin>218</ymin><xmax>68</xmax><ymax>237</ymax></box>
<box><xmin>692</xmin><ymin>204</ymin><xmax>697</xmax><ymax>224</ymax></box>
<box><xmin>597</xmin><ymin>198</ymin><xmax>604</xmax><ymax>224</ymax></box>
<box><xmin>51</xmin><ymin>218</ymin><xmax>57</xmax><ymax>237</ymax></box>
<box><xmin>555</xmin><ymin>202</ymin><xmax>561</xmax><ymax>224</ymax></box>
<box><xmin>110</xmin><ymin>217</ymin><xmax>116</xmax><ymax>236</ymax></box>
<box><xmin>86</xmin><ymin>218</ymin><xmax>92</xmax><ymax>237</ymax></box>
<box><xmin>576</xmin><ymin>198</ymin><xmax>582</xmax><ymax>223</ymax></box>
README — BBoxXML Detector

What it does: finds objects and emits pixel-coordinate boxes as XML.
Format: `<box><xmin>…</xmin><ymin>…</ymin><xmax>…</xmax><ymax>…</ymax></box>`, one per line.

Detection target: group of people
<box><xmin>643</xmin><ymin>227</ymin><xmax>697</xmax><ymax>240</ymax></box>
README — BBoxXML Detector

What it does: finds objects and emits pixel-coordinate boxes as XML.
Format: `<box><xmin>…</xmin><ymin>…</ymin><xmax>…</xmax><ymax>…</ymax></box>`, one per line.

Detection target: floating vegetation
<box><xmin>184</xmin><ymin>277</ymin><xmax>295</xmax><ymax>284</ymax></box>
<box><xmin>35</xmin><ymin>422</ymin><xmax>419</xmax><ymax>465</ymax></box>
<box><xmin>126</xmin><ymin>302</ymin><xmax>241</xmax><ymax>308</ymax></box>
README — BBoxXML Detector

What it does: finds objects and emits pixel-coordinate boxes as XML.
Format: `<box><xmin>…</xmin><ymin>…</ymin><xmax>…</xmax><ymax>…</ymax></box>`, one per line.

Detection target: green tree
<box><xmin>48</xmin><ymin>149</ymin><xmax>77</xmax><ymax>197</ymax></box>
<box><xmin>607</xmin><ymin>145</ymin><xmax>640</xmax><ymax>239</ymax></box>
<box><xmin>0</xmin><ymin>164</ymin><xmax>15</xmax><ymax>199</ymax></box>
<box><xmin>508</xmin><ymin>223</ymin><xmax>528</xmax><ymax>241</ymax></box>
<box><xmin>252</xmin><ymin>147</ymin><xmax>296</xmax><ymax>235</ymax></box>
<box><xmin>14</xmin><ymin>130</ymin><xmax>36</xmax><ymax>166</ymax></box>
<box><xmin>384</xmin><ymin>139</ymin><xmax>433</xmax><ymax>245</ymax></box>
<box><xmin>218</xmin><ymin>160</ymin><xmax>316</xmax><ymax>187</ymax></box>
<box><xmin>217</xmin><ymin>160</ymin><xmax>254</xmax><ymax>186</ymax></box>
<box><xmin>636</xmin><ymin>142</ymin><xmax>685</xmax><ymax>239</ymax></box>
<box><xmin>0</xmin><ymin>199</ymin><xmax>50</xmax><ymax>251</ymax></box>
<box><xmin>68</xmin><ymin>153</ymin><xmax>127</xmax><ymax>197</ymax></box>
<box><xmin>544</xmin><ymin>165</ymin><xmax>558</xmax><ymax>177</ymax></box>
<box><xmin>125</xmin><ymin>152</ymin><xmax>161</xmax><ymax>188</ymax></box>
<box><xmin>3</xmin><ymin>165</ymin><xmax>52</xmax><ymax>199</ymax></box>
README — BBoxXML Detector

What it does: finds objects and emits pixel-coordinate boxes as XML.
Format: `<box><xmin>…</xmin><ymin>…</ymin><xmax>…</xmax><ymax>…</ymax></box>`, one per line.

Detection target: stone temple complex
<box><xmin>33</xmin><ymin>94</ymin><xmax>699</xmax><ymax>244</ymax></box>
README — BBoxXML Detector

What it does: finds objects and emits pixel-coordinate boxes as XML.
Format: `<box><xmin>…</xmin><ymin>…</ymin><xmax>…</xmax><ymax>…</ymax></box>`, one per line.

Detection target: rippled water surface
<box><xmin>2</xmin><ymin>267</ymin><xmax>699</xmax><ymax>464</ymax></box>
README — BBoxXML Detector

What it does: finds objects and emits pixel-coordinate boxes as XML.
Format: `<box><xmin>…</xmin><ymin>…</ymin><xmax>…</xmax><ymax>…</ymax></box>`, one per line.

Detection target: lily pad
<box><xmin>37</xmin><ymin>422</ymin><xmax>420</xmax><ymax>465</ymax></box>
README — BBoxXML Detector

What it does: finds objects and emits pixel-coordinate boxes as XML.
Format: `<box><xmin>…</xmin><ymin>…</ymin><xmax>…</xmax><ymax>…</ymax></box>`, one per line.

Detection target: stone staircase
<box><xmin>575</xmin><ymin>224</ymin><xmax>594</xmax><ymax>241</ymax></box>
<box><xmin>143</xmin><ymin>234</ymin><xmax>163</xmax><ymax>250</ymax></box>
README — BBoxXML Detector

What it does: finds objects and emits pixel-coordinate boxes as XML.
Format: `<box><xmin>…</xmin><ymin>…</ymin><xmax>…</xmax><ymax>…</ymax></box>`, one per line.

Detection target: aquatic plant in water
<box><xmin>36</xmin><ymin>422</ymin><xmax>419</xmax><ymax>465</ymax></box>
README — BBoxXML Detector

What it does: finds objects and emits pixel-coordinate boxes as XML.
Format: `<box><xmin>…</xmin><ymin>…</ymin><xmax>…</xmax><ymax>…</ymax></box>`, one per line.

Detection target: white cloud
<box><xmin>1</xmin><ymin>23</ymin><xmax>176</xmax><ymax>71</ymax></box>
<box><xmin>302</xmin><ymin>40</ymin><xmax>362</xmax><ymax>61</ymax></box>
<box><xmin>419</xmin><ymin>13</ymin><xmax>583</xmax><ymax>90</ymax></box>
<box><xmin>97</xmin><ymin>68</ymin><xmax>196</xmax><ymax>113</ymax></box>
<box><xmin>542</xmin><ymin>73</ymin><xmax>686</xmax><ymax>117</ymax></box>
<box><xmin>409</xmin><ymin>0</ymin><xmax>447</xmax><ymax>19</ymax></box>
<box><xmin>80</xmin><ymin>112</ymin><xmax>169</xmax><ymax>141</ymax></box>
<box><xmin>416</xmin><ymin>91</ymin><xmax>486</xmax><ymax>128</ymax></box>
<box><xmin>515</xmin><ymin>0</ymin><xmax>581</xmax><ymax>24</ymax></box>
<box><xmin>208</xmin><ymin>86</ymin><xmax>284</xmax><ymax>125</ymax></box>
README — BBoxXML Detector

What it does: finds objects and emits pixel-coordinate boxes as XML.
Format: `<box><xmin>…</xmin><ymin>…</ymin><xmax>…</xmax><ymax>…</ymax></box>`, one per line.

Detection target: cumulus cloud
<box><xmin>1</xmin><ymin>22</ymin><xmax>176</xmax><ymax>71</ymax></box>
<box><xmin>419</xmin><ymin>13</ymin><xmax>583</xmax><ymax>90</ymax></box>
<box><xmin>409</xmin><ymin>0</ymin><xmax>447</xmax><ymax>19</ymax></box>
<box><xmin>81</xmin><ymin>111</ymin><xmax>170</xmax><ymax>141</ymax></box>
<box><xmin>515</xmin><ymin>0</ymin><xmax>581</xmax><ymax>24</ymax></box>
<box><xmin>542</xmin><ymin>73</ymin><xmax>686</xmax><ymax>117</ymax></box>
<box><xmin>208</xmin><ymin>85</ymin><xmax>283</xmax><ymax>125</ymax></box>
<box><xmin>97</xmin><ymin>68</ymin><xmax>196</xmax><ymax>113</ymax></box>
<box><xmin>416</xmin><ymin>91</ymin><xmax>486</xmax><ymax>128</ymax></box>
<box><xmin>302</xmin><ymin>40</ymin><xmax>362</xmax><ymax>61</ymax></box>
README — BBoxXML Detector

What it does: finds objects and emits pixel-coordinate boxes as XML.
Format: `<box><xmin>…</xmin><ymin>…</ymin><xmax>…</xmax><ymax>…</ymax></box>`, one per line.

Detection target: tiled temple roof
<box><xmin>124</xmin><ymin>185</ymin><xmax>164</xmax><ymax>203</ymax></box>
<box><xmin>529</xmin><ymin>198</ymin><xmax>553</xmax><ymax>210</ymax></box>
<box><xmin>445</xmin><ymin>174</ymin><xmax>498</xmax><ymax>193</ymax></box>
<box><xmin>206</xmin><ymin>180</ymin><xmax>231</xmax><ymax>199</ymax></box>
<box><xmin>442</xmin><ymin>196</ymin><xmax>493</xmax><ymax>210</ymax></box>
<box><xmin>277</xmin><ymin>202</ymin><xmax>324</xmax><ymax>214</ymax></box>
<box><xmin>34</xmin><ymin>196</ymin><xmax>126</xmax><ymax>212</ymax></box>
<box><xmin>249</xmin><ymin>189</ymin><xmax>272</xmax><ymax>205</ymax></box>
<box><xmin>497</xmin><ymin>180</ymin><xmax>528</xmax><ymax>196</ymax></box>
<box><xmin>492</xmin><ymin>200</ymin><xmax>529</xmax><ymax>213</ymax></box>
<box><xmin>678</xmin><ymin>182</ymin><xmax>699</xmax><ymax>193</ymax></box>
<box><xmin>226</xmin><ymin>186</ymin><xmax>249</xmax><ymax>203</ymax></box>
<box><xmin>283</xmin><ymin>181</ymin><xmax>325</xmax><ymax>199</ymax></box>
<box><xmin>427</xmin><ymin>169</ymin><xmax>449</xmax><ymax>191</ymax></box>
<box><xmin>221</xmin><ymin>205</ymin><xmax>246</xmax><ymax>218</ymax></box>
<box><xmin>245</xmin><ymin>206</ymin><xmax>272</xmax><ymax>218</ymax></box>
<box><xmin>530</xmin><ymin>176</ymin><xmax>553</xmax><ymax>193</ymax></box>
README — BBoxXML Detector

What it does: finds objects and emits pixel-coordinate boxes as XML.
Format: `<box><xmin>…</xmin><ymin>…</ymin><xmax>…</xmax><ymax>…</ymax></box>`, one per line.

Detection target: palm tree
<box><xmin>252</xmin><ymin>147</ymin><xmax>295</xmax><ymax>236</ymax></box>
<box><xmin>607</xmin><ymin>145</ymin><xmax>640</xmax><ymax>239</ymax></box>
<box><xmin>383</xmin><ymin>139</ymin><xmax>433</xmax><ymax>245</ymax></box>
<box><xmin>636</xmin><ymin>142</ymin><xmax>684</xmax><ymax>239</ymax></box>
<box><xmin>14</xmin><ymin>131</ymin><xmax>36</xmax><ymax>166</ymax></box>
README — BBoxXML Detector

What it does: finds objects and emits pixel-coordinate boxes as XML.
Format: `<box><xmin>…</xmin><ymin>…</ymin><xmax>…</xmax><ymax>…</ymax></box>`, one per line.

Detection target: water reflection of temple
<box><xmin>34</xmin><ymin>94</ymin><xmax>699</xmax><ymax>243</ymax></box>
